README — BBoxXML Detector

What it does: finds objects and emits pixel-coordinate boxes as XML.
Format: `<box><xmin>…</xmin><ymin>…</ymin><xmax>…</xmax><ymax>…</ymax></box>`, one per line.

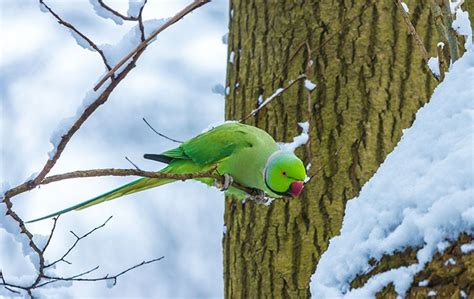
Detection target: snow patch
<box><xmin>222</xmin><ymin>33</ymin><xmax>228</xmax><ymax>45</ymax></box>
<box><xmin>427</xmin><ymin>57</ymin><xmax>440</xmax><ymax>78</ymax></box>
<box><xmin>401</xmin><ymin>2</ymin><xmax>409</xmax><ymax>13</ymax></box>
<box><xmin>304</xmin><ymin>79</ymin><xmax>317</xmax><ymax>91</ymax></box>
<box><xmin>229</xmin><ymin>51</ymin><xmax>235</xmax><ymax>64</ymax></box>
<box><xmin>211</xmin><ymin>84</ymin><xmax>225</xmax><ymax>96</ymax></box>
<box><xmin>128</xmin><ymin>0</ymin><xmax>145</xmax><ymax>18</ymax></box>
<box><xmin>452</xmin><ymin>8</ymin><xmax>472</xmax><ymax>49</ymax></box>
<box><xmin>39</xmin><ymin>2</ymin><xmax>48</xmax><ymax>13</ymax></box>
<box><xmin>418</xmin><ymin>279</ymin><xmax>429</xmax><ymax>287</ymax></box>
<box><xmin>89</xmin><ymin>0</ymin><xmax>124</xmax><ymax>25</ymax></box>
<box><xmin>444</xmin><ymin>257</ymin><xmax>456</xmax><ymax>266</ymax></box>
<box><xmin>460</xmin><ymin>241</ymin><xmax>474</xmax><ymax>253</ymax></box>
<box><xmin>69</xmin><ymin>30</ymin><xmax>94</xmax><ymax>51</ymax></box>
<box><xmin>279</xmin><ymin>122</ymin><xmax>309</xmax><ymax>152</ymax></box>
<box><xmin>310</xmin><ymin>50</ymin><xmax>474</xmax><ymax>297</ymax></box>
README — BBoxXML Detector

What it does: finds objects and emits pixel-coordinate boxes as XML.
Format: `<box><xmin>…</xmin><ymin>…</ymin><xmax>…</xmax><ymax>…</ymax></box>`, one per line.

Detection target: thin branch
<box><xmin>41</xmin><ymin>216</ymin><xmax>59</xmax><ymax>253</ymax></box>
<box><xmin>40</xmin><ymin>257</ymin><xmax>164</xmax><ymax>288</ymax></box>
<box><xmin>143</xmin><ymin>117</ymin><xmax>183</xmax><ymax>143</ymax></box>
<box><xmin>125</xmin><ymin>156</ymin><xmax>142</xmax><ymax>171</ymax></box>
<box><xmin>138</xmin><ymin>0</ymin><xmax>148</xmax><ymax>41</ymax></box>
<box><xmin>394</xmin><ymin>0</ymin><xmax>434</xmax><ymax>76</ymax></box>
<box><xmin>0</xmin><ymin>272</ymin><xmax>21</xmax><ymax>294</ymax></box>
<box><xmin>303</xmin><ymin>42</ymin><xmax>314</xmax><ymax>171</ymax></box>
<box><xmin>94</xmin><ymin>0</ymin><xmax>211</xmax><ymax>91</ymax></box>
<box><xmin>39</xmin><ymin>0</ymin><xmax>112</xmax><ymax>70</ymax></box>
<box><xmin>46</xmin><ymin>216</ymin><xmax>113</xmax><ymax>268</ymax></box>
<box><xmin>240</xmin><ymin>74</ymin><xmax>306</xmax><ymax>122</ymax></box>
<box><xmin>97</xmin><ymin>0</ymin><xmax>138</xmax><ymax>21</ymax></box>
<box><xmin>437</xmin><ymin>42</ymin><xmax>447</xmax><ymax>81</ymax></box>
<box><xmin>5</xmin><ymin>165</ymin><xmax>254</xmax><ymax>199</ymax></box>
<box><xmin>441</xmin><ymin>0</ymin><xmax>460</xmax><ymax>62</ymax></box>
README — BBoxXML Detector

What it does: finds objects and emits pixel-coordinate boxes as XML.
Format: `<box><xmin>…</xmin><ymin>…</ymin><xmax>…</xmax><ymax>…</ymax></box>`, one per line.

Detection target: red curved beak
<box><xmin>289</xmin><ymin>181</ymin><xmax>304</xmax><ymax>197</ymax></box>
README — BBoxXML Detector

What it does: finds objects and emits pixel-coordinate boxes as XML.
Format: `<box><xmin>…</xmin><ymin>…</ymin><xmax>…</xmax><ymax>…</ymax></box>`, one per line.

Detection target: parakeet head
<box><xmin>264</xmin><ymin>151</ymin><xmax>307</xmax><ymax>197</ymax></box>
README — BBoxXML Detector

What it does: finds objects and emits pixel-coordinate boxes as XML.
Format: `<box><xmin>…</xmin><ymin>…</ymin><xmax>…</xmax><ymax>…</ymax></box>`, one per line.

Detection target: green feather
<box><xmin>29</xmin><ymin>123</ymin><xmax>287</xmax><ymax>222</ymax></box>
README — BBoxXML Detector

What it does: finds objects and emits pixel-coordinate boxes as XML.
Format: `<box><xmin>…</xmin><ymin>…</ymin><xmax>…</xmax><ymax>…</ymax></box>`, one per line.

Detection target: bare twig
<box><xmin>437</xmin><ymin>43</ymin><xmax>447</xmax><ymax>81</ymax></box>
<box><xmin>138</xmin><ymin>0</ymin><xmax>148</xmax><ymax>41</ymax></box>
<box><xmin>41</xmin><ymin>216</ymin><xmax>59</xmax><ymax>253</ymax></box>
<box><xmin>441</xmin><ymin>0</ymin><xmax>460</xmax><ymax>62</ymax></box>
<box><xmin>94</xmin><ymin>0</ymin><xmax>211</xmax><ymax>91</ymax></box>
<box><xmin>240</xmin><ymin>74</ymin><xmax>306</xmax><ymax>122</ymax></box>
<box><xmin>125</xmin><ymin>156</ymin><xmax>142</xmax><ymax>171</ymax></box>
<box><xmin>96</xmin><ymin>0</ymin><xmax>138</xmax><ymax>21</ymax></box>
<box><xmin>40</xmin><ymin>257</ymin><xmax>164</xmax><ymax>288</ymax></box>
<box><xmin>394</xmin><ymin>0</ymin><xmax>431</xmax><ymax>65</ymax></box>
<box><xmin>303</xmin><ymin>42</ymin><xmax>314</xmax><ymax>169</ymax></box>
<box><xmin>46</xmin><ymin>216</ymin><xmax>113</xmax><ymax>268</ymax></box>
<box><xmin>39</xmin><ymin>0</ymin><xmax>112</xmax><ymax>70</ymax></box>
<box><xmin>143</xmin><ymin>117</ymin><xmax>183</xmax><ymax>143</ymax></box>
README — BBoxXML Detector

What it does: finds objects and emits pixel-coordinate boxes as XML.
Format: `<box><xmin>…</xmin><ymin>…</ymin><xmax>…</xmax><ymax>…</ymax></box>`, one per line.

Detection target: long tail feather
<box><xmin>27</xmin><ymin>176</ymin><xmax>173</xmax><ymax>223</ymax></box>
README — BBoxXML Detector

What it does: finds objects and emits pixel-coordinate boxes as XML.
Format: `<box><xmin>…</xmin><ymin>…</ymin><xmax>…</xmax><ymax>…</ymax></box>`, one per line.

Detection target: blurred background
<box><xmin>1</xmin><ymin>0</ymin><xmax>229</xmax><ymax>297</ymax></box>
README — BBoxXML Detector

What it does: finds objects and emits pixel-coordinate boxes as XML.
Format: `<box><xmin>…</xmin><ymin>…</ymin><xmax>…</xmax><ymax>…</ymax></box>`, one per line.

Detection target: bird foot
<box><xmin>249</xmin><ymin>189</ymin><xmax>269</xmax><ymax>204</ymax></box>
<box><xmin>215</xmin><ymin>173</ymin><xmax>234</xmax><ymax>191</ymax></box>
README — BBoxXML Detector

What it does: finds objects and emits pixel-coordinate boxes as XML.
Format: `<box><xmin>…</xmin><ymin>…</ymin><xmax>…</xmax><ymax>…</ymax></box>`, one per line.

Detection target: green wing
<box><xmin>160</xmin><ymin>123</ymin><xmax>254</xmax><ymax>165</ymax></box>
<box><xmin>182</xmin><ymin>123</ymin><xmax>254</xmax><ymax>164</ymax></box>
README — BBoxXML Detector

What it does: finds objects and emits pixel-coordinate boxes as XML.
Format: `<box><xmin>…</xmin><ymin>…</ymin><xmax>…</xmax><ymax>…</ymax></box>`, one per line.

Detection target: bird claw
<box><xmin>249</xmin><ymin>189</ymin><xmax>269</xmax><ymax>204</ymax></box>
<box><xmin>215</xmin><ymin>173</ymin><xmax>234</xmax><ymax>191</ymax></box>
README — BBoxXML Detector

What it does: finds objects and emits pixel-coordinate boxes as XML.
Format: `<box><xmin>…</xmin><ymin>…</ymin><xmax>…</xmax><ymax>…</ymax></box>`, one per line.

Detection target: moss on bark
<box><xmin>223</xmin><ymin>0</ymin><xmax>439</xmax><ymax>297</ymax></box>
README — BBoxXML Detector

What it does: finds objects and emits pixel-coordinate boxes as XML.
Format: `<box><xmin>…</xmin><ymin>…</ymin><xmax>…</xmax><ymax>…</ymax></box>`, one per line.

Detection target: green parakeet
<box><xmin>29</xmin><ymin>123</ymin><xmax>306</xmax><ymax>222</ymax></box>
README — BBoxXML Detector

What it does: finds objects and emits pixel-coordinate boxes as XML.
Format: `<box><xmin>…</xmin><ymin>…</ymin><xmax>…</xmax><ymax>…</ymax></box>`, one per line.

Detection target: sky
<box><xmin>1</xmin><ymin>0</ymin><xmax>229</xmax><ymax>297</ymax></box>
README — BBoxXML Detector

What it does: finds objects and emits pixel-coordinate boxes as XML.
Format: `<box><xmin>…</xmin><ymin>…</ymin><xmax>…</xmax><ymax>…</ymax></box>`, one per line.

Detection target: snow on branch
<box><xmin>1</xmin><ymin>0</ymin><xmax>211</xmax><ymax>296</ymax></box>
<box><xmin>39</xmin><ymin>0</ymin><xmax>112</xmax><ymax>70</ymax></box>
<box><xmin>240</xmin><ymin>74</ymin><xmax>306</xmax><ymax>122</ymax></box>
<box><xmin>94</xmin><ymin>0</ymin><xmax>211</xmax><ymax>91</ymax></box>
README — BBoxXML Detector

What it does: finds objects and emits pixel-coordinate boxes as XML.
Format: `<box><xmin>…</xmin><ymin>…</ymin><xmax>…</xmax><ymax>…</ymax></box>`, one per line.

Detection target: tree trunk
<box><xmin>223</xmin><ymin>0</ymin><xmax>438</xmax><ymax>297</ymax></box>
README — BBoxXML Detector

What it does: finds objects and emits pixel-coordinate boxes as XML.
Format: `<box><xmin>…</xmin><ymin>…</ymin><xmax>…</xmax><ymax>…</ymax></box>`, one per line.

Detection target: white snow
<box><xmin>452</xmin><ymin>8</ymin><xmax>472</xmax><ymax>49</ymax></box>
<box><xmin>304</xmin><ymin>79</ymin><xmax>317</xmax><ymax>91</ymax></box>
<box><xmin>257</xmin><ymin>94</ymin><xmax>263</xmax><ymax>104</ymax></box>
<box><xmin>310</xmin><ymin>48</ymin><xmax>474</xmax><ymax>297</ymax></box>
<box><xmin>225</xmin><ymin>86</ymin><xmax>230</xmax><ymax>95</ymax></box>
<box><xmin>427</xmin><ymin>290</ymin><xmax>437</xmax><ymax>297</ymax></box>
<box><xmin>449</xmin><ymin>0</ymin><xmax>464</xmax><ymax>13</ymax></box>
<box><xmin>437</xmin><ymin>42</ymin><xmax>444</xmax><ymax>48</ymax></box>
<box><xmin>229</xmin><ymin>51</ymin><xmax>235</xmax><ymax>64</ymax></box>
<box><xmin>127</xmin><ymin>0</ymin><xmax>145</xmax><ymax>18</ymax></box>
<box><xmin>461</xmin><ymin>290</ymin><xmax>468</xmax><ymax>298</ymax></box>
<box><xmin>427</xmin><ymin>57</ymin><xmax>440</xmax><ymax>78</ymax></box>
<box><xmin>444</xmin><ymin>257</ymin><xmax>456</xmax><ymax>266</ymax></box>
<box><xmin>69</xmin><ymin>30</ymin><xmax>94</xmax><ymax>51</ymax></box>
<box><xmin>249</xmin><ymin>87</ymin><xmax>284</xmax><ymax>116</ymax></box>
<box><xmin>101</xmin><ymin>18</ymin><xmax>166</xmax><ymax>67</ymax></box>
<box><xmin>418</xmin><ymin>279</ymin><xmax>429</xmax><ymax>287</ymax></box>
<box><xmin>106</xmin><ymin>278</ymin><xmax>116</xmax><ymax>288</ymax></box>
<box><xmin>89</xmin><ymin>0</ymin><xmax>124</xmax><ymax>25</ymax></box>
<box><xmin>39</xmin><ymin>2</ymin><xmax>48</xmax><ymax>13</ymax></box>
<box><xmin>460</xmin><ymin>241</ymin><xmax>474</xmax><ymax>253</ymax></box>
<box><xmin>222</xmin><ymin>225</ymin><xmax>227</xmax><ymax>235</ymax></box>
<box><xmin>211</xmin><ymin>84</ymin><xmax>225</xmax><ymax>96</ymax></box>
<box><xmin>279</xmin><ymin>122</ymin><xmax>309</xmax><ymax>152</ymax></box>
<box><xmin>401</xmin><ymin>2</ymin><xmax>409</xmax><ymax>13</ymax></box>
<box><xmin>222</xmin><ymin>33</ymin><xmax>228</xmax><ymax>45</ymax></box>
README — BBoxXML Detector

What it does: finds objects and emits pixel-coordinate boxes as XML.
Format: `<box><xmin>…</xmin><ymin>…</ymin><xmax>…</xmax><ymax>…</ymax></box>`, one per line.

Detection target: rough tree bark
<box><xmin>222</xmin><ymin>0</ymin><xmax>443</xmax><ymax>298</ymax></box>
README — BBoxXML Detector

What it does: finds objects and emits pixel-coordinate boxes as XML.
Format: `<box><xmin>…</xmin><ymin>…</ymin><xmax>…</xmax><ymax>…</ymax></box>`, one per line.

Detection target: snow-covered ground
<box><xmin>311</xmin><ymin>33</ymin><xmax>474</xmax><ymax>299</ymax></box>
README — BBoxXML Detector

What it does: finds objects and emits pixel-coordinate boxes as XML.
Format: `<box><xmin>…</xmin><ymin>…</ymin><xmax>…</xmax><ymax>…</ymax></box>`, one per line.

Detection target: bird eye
<box><xmin>282</xmin><ymin>171</ymin><xmax>287</xmax><ymax>176</ymax></box>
